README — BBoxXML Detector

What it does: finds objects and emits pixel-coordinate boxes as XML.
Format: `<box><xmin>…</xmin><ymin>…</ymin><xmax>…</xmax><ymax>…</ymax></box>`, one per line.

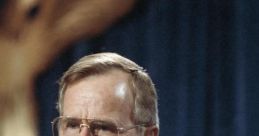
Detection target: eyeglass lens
<box><xmin>52</xmin><ymin>117</ymin><xmax>120</xmax><ymax>136</ymax></box>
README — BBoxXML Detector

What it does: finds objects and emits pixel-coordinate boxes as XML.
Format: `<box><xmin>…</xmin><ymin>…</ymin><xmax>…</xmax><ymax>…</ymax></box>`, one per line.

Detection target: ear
<box><xmin>144</xmin><ymin>126</ymin><xmax>159</xmax><ymax>136</ymax></box>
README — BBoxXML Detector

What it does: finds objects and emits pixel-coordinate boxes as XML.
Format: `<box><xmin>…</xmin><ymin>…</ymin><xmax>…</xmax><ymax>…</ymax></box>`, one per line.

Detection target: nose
<box><xmin>79</xmin><ymin>124</ymin><xmax>91</xmax><ymax>136</ymax></box>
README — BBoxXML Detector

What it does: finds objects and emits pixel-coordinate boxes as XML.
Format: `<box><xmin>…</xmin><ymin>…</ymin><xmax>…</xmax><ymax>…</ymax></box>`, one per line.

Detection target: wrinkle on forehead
<box><xmin>63</xmin><ymin>70</ymin><xmax>134</xmax><ymax>124</ymax></box>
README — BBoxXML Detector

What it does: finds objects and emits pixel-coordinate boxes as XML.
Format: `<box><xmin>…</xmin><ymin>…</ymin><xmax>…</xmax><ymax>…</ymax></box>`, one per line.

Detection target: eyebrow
<box><xmin>62</xmin><ymin>116</ymin><xmax>119</xmax><ymax>125</ymax></box>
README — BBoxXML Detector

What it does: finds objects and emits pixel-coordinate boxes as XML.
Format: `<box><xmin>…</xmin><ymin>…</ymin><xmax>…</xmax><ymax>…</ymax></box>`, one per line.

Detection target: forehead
<box><xmin>63</xmin><ymin>69</ymin><xmax>134</xmax><ymax>124</ymax></box>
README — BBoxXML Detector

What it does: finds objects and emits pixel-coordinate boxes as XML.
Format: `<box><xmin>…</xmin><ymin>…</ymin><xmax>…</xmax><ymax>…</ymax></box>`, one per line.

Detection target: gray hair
<box><xmin>58</xmin><ymin>52</ymin><xmax>159</xmax><ymax>126</ymax></box>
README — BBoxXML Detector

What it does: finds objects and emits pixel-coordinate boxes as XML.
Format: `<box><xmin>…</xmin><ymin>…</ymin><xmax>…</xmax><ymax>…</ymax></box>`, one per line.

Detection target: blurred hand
<box><xmin>0</xmin><ymin>0</ymin><xmax>135</xmax><ymax>135</ymax></box>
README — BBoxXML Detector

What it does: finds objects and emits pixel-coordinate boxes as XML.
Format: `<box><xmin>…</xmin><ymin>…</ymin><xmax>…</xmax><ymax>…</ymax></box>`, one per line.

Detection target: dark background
<box><xmin>36</xmin><ymin>0</ymin><xmax>259</xmax><ymax>136</ymax></box>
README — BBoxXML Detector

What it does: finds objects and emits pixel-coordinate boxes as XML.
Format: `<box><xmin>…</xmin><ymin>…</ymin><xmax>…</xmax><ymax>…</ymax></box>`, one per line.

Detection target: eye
<box><xmin>90</xmin><ymin>121</ymin><xmax>118</xmax><ymax>134</ymax></box>
<box><xmin>64</xmin><ymin>119</ymin><xmax>80</xmax><ymax>129</ymax></box>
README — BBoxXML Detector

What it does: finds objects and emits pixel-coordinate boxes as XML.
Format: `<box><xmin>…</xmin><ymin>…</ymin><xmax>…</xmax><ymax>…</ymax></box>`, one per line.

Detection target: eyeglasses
<box><xmin>51</xmin><ymin>116</ymin><xmax>151</xmax><ymax>136</ymax></box>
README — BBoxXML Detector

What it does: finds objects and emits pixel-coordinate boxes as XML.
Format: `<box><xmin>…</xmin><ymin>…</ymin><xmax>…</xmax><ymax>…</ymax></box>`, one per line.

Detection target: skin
<box><xmin>63</xmin><ymin>69</ymin><xmax>136</xmax><ymax>136</ymax></box>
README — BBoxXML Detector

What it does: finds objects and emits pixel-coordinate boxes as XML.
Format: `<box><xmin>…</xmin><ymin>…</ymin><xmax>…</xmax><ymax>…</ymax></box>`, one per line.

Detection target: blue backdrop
<box><xmin>36</xmin><ymin>0</ymin><xmax>259</xmax><ymax>136</ymax></box>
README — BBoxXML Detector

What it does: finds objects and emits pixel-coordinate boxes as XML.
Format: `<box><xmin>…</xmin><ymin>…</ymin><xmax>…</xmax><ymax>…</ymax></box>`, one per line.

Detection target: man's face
<box><xmin>63</xmin><ymin>69</ymin><xmax>136</xmax><ymax>136</ymax></box>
